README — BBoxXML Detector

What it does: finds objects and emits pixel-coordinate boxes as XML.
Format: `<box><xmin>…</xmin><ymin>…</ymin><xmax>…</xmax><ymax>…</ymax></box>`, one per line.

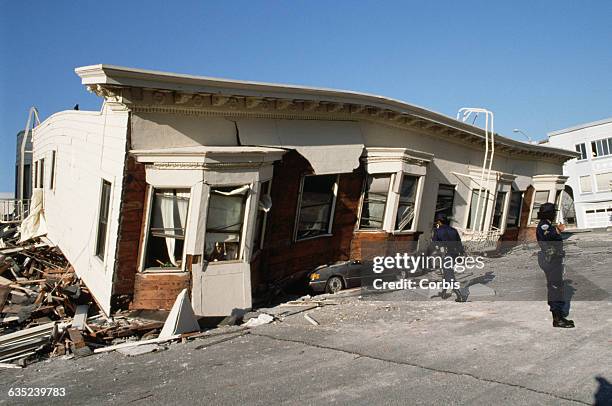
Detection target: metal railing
<box><xmin>0</xmin><ymin>199</ymin><xmax>31</xmax><ymax>224</ymax></box>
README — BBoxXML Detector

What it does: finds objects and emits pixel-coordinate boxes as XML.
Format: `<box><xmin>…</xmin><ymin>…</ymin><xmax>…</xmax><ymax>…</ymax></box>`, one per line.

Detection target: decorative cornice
<box><xmin>82</xmin><ymin>80</ymin><xmax>577</xmax><ymax>164</ymax></box>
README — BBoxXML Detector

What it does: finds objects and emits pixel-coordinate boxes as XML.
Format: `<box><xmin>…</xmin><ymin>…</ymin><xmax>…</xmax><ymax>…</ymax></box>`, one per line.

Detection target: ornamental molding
<box><xmin>86</xmin><ymin>84</ymin><xmax>571</xmax><ymax>164</ymax></box>
<box><xmin>149</xmin><ymin>161</ymin><xmax>266</xmax><ymax>170</ymax></box>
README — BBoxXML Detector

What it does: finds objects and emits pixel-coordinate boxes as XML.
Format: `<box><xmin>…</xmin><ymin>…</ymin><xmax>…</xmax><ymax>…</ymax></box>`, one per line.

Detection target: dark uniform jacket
<box><xmin>432</xmin><ymin>224</ymin><xmax>464</xmax><ymax>257</ymax></box>
<box><xmin>536</xmin><ymin>219</ymin><xmax>564</xmax><ymax>264</ymax></box>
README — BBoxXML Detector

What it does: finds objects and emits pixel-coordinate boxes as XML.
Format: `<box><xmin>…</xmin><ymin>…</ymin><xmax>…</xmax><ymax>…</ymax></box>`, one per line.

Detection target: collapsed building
<box><xmin>20</xmin><ymin>65</ymin><xmax>577</xmax><ymax>316</ymax></box>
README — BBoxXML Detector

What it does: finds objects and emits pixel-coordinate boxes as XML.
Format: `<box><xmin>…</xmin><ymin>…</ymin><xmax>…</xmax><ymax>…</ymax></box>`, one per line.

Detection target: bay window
<box><xmin>467</xmin><ymin>189</ymin><xmax>489</xmax><ymax>230</ymax></box>
<box><xmin>530</xmin><ymin>191</ymin><xmax>550</xmax><ymax>223</ymax></box>
<box><xmin>492</xmin><ymin>191</ymin><xmax>507</xmax><ymax>229</ymax></box>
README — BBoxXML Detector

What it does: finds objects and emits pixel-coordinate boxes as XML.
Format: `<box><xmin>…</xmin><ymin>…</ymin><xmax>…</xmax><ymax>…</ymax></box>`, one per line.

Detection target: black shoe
<box><xmin>439</xmin><ymin>291</ymin><xmax>452</xmax><ymax>299</ymax></box>
<box><xmin>454</xmin><ymin>290</ymin><xmax>467</xmax><ymax>302</ymax></box>
<box><xmin>552</xmin><ymin>312</ymin><xmax>575</xmax><ymax>328</ymax></box>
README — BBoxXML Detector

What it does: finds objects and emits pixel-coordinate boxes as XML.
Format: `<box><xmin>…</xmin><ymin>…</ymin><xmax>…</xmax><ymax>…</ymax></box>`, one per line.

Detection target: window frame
<box><xmin>204</xmin><ymin>184</ymin><xmax>250</xmax><ymax>263</ymax></box>
<box><xmin>94</xmin><ymin>179</ymin><xmax>112</xmax><ymax>261</ymax></box>
<box><xmin>50</xmin><ymin>150</ymin><xmax>57</xmax><ymax>190</ymax></box>
<box><xmin>465</xmin><ymin>188</ymin><xmax>491</xmax><ymax>231</ymax></box>
<box><xmin>394</xmin><ymin>173</ymin><xmax>421</xmax><ymax>233</ymax></box>
<box><xmin>294</xmin><ymin>174</ymin><xmax>339</xmax><ymax>242</ymax></box>
<box><xmin>140</xmin><ymin>186</ymin><xmax>192</xmax><ymax>272</ymax></box>
<box><xmin>575</xmin><ymin>143</ymin><xmax>587</xmax><ymax>161</ymax></box>
<box><xmin>434</xmin><ymin>184</ymin><xmax>456</xmax><ymax>223</ymax></box>
<box><xmin>357</xmin><ymin>173</ymin><xmax>393</xmax><ymax>231</ymax></box>
<box><xmin>253</xmin><ymin>180</ymin><xmax>272</xmax><ymax>254</ymax></box>
<box><xmin>505</xmin><ymin>190</ymin><xmax>523</xmax><ymax>229</ymax></box>
<box><xmin>579</xmin><ymin>175</ymin><xmax>593</xmax><ymax>194</ymax></box>
<box><xmin>529</xmin><ymin>190</ymin><xmax>551</xmax><ymax>224</ymax></box>
<box><xmin>39</xmin><ymin>158</ymin><xmax>45</xmax><ymax>189</ymax></box>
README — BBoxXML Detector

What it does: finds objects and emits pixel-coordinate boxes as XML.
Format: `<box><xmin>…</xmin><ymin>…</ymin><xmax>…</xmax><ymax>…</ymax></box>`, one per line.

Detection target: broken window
<box><xmin>395</xmin><ymin>175</ymin><xmax>419</xmax><ymax>231</ymax></box>
<box><xmin>359</xmin><ymin>174</ymin><xmax>391</xmax><ymax>230</ymax></box>
<box><xmin>95</xmin><ymin>180</ymin><xmax>112</xmax><ymax>259</ymax></box>
<box><xmin>492</xmin><ymin>191</ymin><xmax>507</xmax><ymax>229</ymax></box>
<box><xmin>530</xmin><ymin>190</ymin><xmax>550</xmax><ymax>223</ymax></box>
<box><xmin>144</xmin><ymin>188</ymin><xmax>190</xmax><ymax>269</ymax></box>
<box><xmin>204</xmin><ymin>185</ymin><xmax>249</xmax><ymax>262</ymax></box>
<box><xmin>296</xmin><ymin>174</ymin><xmax>338</xmax><ymax>240</ymax></box>
<box><xmin>506</xmin><ymin>190</ymin><xmax>522</xmax><ymax>228</ymax></box>
<box><xmin>467</xmin><ymin>189</ymin><xmax>490</xmax><ymax>230</ymax></box>
<box><xmin>253</xmin><ymin>181</ymin><xmax>272</xmax><ymax>252</ymax></box>
<box><xmin>434</xmin><ymin>184</ymin><xmax>455</xmax><ymax>221</ymax></box>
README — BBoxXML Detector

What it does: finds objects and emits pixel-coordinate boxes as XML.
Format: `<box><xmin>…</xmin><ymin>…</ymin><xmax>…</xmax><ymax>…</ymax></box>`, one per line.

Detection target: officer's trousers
<box><xmin>537</xmin><ymin>252</ymin><xmax>565</xmax><ymax>313</ymax></box>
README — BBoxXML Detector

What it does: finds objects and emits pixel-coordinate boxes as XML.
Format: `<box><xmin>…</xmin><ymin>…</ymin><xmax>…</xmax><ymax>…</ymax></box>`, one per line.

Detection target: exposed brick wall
<box><xmin>111</xmin><ymin>155</ymin><xmax>147</xmax><ymax>305</ymax></box>
<box><xmin>259</xmin><ymin>151</ymin><xmax>363</xmax><ymax>284</ymax></box>
<box><xmin>130</xmin><ymin>272</ymin><xmax>190</xmax><ymax>310</ymax></box>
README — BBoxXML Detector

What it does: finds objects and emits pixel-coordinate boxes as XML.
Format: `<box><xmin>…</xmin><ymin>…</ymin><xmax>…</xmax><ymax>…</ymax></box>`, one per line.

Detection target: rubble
<box><xmin>0</xmin><ymin>231</ymin><xmax>178</xmax><ymax>366</ymax></box>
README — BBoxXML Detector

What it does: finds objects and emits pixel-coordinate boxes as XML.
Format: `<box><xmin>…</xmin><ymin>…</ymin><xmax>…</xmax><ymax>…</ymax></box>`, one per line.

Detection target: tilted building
<box><xmin>29</xmin><ymin>65</ymin><xmax>577</xmax><ymax>316</ymax></box>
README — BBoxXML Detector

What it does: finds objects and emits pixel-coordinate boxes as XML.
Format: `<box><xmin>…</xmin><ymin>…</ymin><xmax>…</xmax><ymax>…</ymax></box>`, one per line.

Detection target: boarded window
<box><xmin>359</xmin><ymin>174</ymin><xmax>391</xmax><ymax>230</ymax></box>
<box><xmin>467</xmin><ymin>189</ymin><xmax>489</xmax><ymax>230</ymax></box>
<box><xmin>434</xmin><ymin>184</ymin><xmax>455</xmax><ymax>221</ymax></box>
<box><xmin>95</xmin><ymin>180</ymin><xmax>112</xmax><ymax>259</ymax></box>
<box><xmin>145</xmin><ymin>188</ymin><xmax>190</xmax><ymax>269</ymax></box>
<box><xmin>595</xmin><ymin>172</ymin><xmax>612</xmax><ymax>192</ymax></box>
<box><xmin>395</xmin><ymin>175</ymin><xmax>419</xmax><ymax>231</ymax></box>
<box><xmin>580</xmin><ymin>175</ymin><xmax>593</xmax><ymax>193</ymax></box>
<box><xmin>530</xmin><ymin>190</ymin><xmax>550</xmax><ymax>223</ymax></box>
<box><xmin>506</xmin><ymin>190</ymin><xmax>522</xmax><ymax>228</ymax></box>
<box><xmin>492</xmin><ymin>191</ymin><xmax>507</xmax><ymax>229</ymax></box>
<box><xmin>296</xmin><ymin>174</ymin><xmax>338</xmax><ymax>239</ymax></box>
<box><xmin>204</xmin><ymin>186</ymin><xmax>248</xmax><ymax>262</ymax></box>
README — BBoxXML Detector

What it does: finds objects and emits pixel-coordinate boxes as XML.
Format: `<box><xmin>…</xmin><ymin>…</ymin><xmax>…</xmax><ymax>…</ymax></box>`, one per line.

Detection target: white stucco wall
<box><xmin>545</xmin><ymin>120</ymin><xmax>612</xmax><ymax>228</ymax></box>
<box><xmin>32</xmin><ymin>104</ymin><xmax>129</xmax><ymax>314</ymax></box>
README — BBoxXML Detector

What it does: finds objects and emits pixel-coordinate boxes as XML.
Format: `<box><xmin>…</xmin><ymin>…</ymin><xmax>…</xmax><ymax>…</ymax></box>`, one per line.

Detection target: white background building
<box><xmin>546</xmin><ymin>118</ymin><xmax>612</xmax><ymax>229</ymax></box>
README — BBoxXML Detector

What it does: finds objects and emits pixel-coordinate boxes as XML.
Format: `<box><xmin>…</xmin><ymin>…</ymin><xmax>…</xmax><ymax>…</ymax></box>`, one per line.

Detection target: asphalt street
<box><xmin>0</xmin><ymin>231</ymin><xmax>610</xmax><ymax>405</ymax></box>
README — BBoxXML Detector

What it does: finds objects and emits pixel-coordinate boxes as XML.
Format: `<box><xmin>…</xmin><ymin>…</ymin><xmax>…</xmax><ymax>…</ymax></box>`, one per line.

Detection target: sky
<box><xmin>1</xmin><ymin>1</ymin><xmax>611</xmax><ymax>193</ymax></box>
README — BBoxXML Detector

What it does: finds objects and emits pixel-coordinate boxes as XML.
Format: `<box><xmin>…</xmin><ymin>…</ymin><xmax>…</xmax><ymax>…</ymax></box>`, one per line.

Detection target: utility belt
<box><xmin>541</xmin><ymin>247</ymin><xmax>565</xmax><ymax>263</ymax></box>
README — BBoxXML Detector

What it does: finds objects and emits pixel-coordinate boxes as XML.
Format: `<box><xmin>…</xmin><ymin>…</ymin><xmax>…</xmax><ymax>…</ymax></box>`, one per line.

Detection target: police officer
<box><xmin>536</xmin><ymin>202</ymin><xmax>574</xmax><ymax>328</ymax></box>
<box><xmin>432</xmin><ymin>213</ymin><xmax>467</xmax><ymax>302</ymax></box>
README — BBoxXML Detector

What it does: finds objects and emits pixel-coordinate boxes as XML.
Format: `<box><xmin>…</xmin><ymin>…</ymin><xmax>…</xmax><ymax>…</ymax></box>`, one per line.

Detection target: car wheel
<box><xmin>325</xmin><ymin>276</ymin><xmax>344</xmax><ymax>294</ymax></box>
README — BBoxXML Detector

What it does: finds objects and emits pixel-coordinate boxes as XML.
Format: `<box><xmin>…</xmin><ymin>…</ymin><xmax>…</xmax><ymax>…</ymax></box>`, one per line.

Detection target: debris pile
<box><xmin>0</xmin><ymin>235</ymin><xmax>178</xmax><ymax>367</ymax></box>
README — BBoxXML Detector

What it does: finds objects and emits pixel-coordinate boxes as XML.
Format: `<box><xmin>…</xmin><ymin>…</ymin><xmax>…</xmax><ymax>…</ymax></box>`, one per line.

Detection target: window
<box><xmin>434</xmin><ymin>184</ymin><xmax>455</xmax><ymax>221</ymax></box>
<box><xmin>591</xmin><ymin>137</ymin><xmax>612</xmax><ymax>158</ymax></box>
<box><xmin>144</xmin><ymin>188</ymin><xmax>190</xmax><ymax>269</ymax></box>
<box><xmin>506</xmin><ymin>190</ymin><xmax>523</xmax><ymax>228</ymax></box>
<box><xmin>575</xmin><ymin>143</ymin><xmax>587</xmax><ymax>160</ymax></box>
<box><xmin>359</xmin><ymin>174</ymin><xmax>391</xmax><ymax>229</ymax></box>
<box><xmin>530</xmin><ymin>190</ymin><xmax>550</xmax><ymax>223</ymax></box>
<box><xmin>204</xmin><ymin>186</ymin><xmax>248</xmax><ymax>262</ymax></box>
<box><xmin>467</xmin><ymin>189</ymin><xmax>489</xmax><ymax>230</ymax></box>
<box><xmin>395</xmin><ymin>175</ymin><xmax>419</xmax><ymax>231</ymax></box>
<box><xmin>50</xmin><ymin>151</ymin><xmax>57</xmax><ymax>190</ymax></box>
<box><xmin>34</xmin><ymin>161</ymin><xmax>38</xmax><ymax>189</ymax></box>
<box><xmin>595</xmin><ymin>172</ymin><xmax>612</xmax><ymax>193</ymax></box>
<box><xmin>296</xmin><ymin>174</ymin><xmax>338</xmax><ymax>240</ymax></box>
<box><xmin>580</xmin><ymin>175</ymin><xmax>593</xmax><ymax>193</ymax></box>
<box><xmin>492</xmin><ymin>191</ymin><xmax>507</xmax><ymax>229</ymax></box>
<box><xmin>253</xmin><ymin>181</ymin><xmax>272</xmax><ymax>252</ymax></box>
<box><xmin>39</xmin><ymin>158</ymin><xmax>44</xmax><ymax>188</ymax></box>
<box><xmin>95</xmin><ymin>180</ymin><xmax>112</xmax><ymax>259</ymax></box>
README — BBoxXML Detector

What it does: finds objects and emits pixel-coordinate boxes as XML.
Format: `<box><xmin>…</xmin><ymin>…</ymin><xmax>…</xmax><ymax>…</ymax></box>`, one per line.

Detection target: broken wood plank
<box><xmin>93</xmin><ymin>334</ymin><xmax>181</xmax><ymax>354</ymax></box>
<box><xmin>72</xmin><ymin>305</ymin><xmax>89</xmax><ymax>331</ymax></box>
<box><xmin>304</xmin><ymin>313</ymin><xmax>320</xmax><ymax>326</ymax></box>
